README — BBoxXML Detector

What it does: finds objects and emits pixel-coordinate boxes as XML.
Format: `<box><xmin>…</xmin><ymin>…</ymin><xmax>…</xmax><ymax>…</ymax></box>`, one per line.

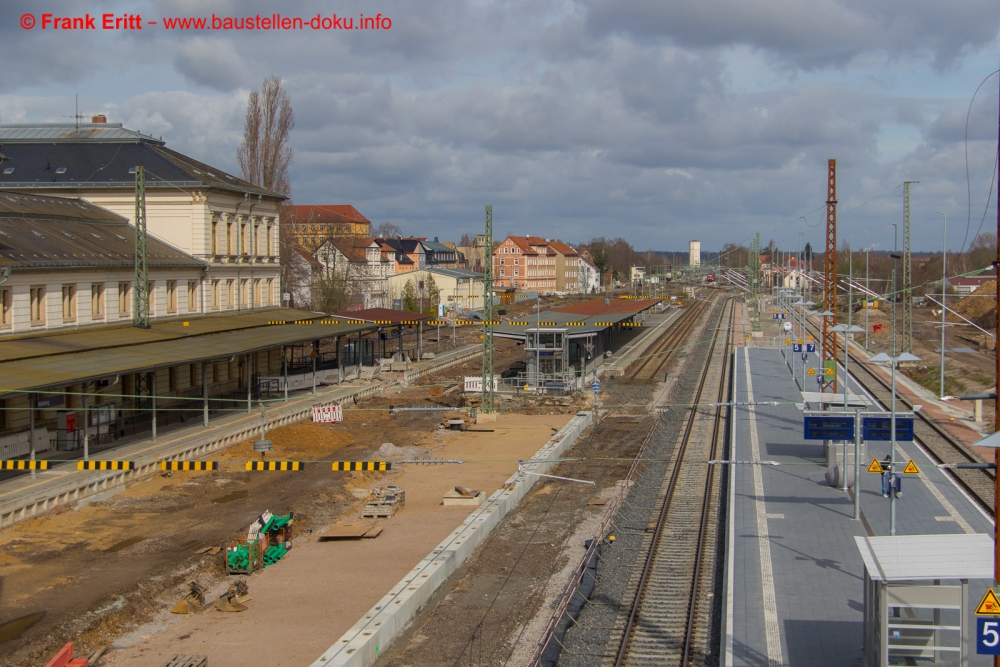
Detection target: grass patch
<box><xmin>902</xmin><ymin>365</ymin><xmax>967</xmax><ymax>396</ymax></box>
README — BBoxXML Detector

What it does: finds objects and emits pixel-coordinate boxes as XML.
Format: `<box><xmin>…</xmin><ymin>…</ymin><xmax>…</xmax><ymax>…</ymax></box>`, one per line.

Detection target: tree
<box><xmin>425</xmin><ymin>274</ymin><xmax>439</xmax><ymax>314</ymax></box>
<box><xmin>238</xmin><ymin>75</ymin><xmax>295</xmax><ymax>195</ymax></box>
<box><xmin>591</xmin><ymin>249</ymin><xmax>610</xmax><ymax>290</ymax></box>
<box><xmin>459</xmin><ymin>233</ymin><xmax>475</xmax><ymax>248</ymax></box>
<box><xmin>376</xmin><ymin>222</ymin><xmax>402</xmax><ymax>238</ymax></box>
<box><xmin>967</xmin><ymin>232</ymin><xmax>997</xmax><ymax>272</ymax></box>
<box><xmin>402</xmin><ymin>279</ymin><xmax>418</xmax><ymax>312</ymax></box>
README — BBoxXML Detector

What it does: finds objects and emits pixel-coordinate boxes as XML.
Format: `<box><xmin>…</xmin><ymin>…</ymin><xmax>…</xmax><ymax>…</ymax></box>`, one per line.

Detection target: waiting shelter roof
<box><xmin>854</xmin><ymin>534</ymin><xmax>993</xmax><ymax>582</ymax></box>
<box><xmin>0</xmin><ymin>308</ymin><xmax>373</xmax><ymax>397</ymax></box>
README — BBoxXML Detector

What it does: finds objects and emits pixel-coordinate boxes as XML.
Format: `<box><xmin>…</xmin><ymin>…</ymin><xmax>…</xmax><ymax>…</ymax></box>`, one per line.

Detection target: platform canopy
<box><xmin>854</xmin><ymin>534</ymin><xmax>993</xmax><ymax>582</ymax></box>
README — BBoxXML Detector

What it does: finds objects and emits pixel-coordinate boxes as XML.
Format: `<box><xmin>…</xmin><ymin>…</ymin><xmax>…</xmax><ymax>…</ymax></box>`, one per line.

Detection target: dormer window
<box><xmin>2</xmin><ymin>168</ymin><xmax>13</xmax><ymax>175</ymax></box>
<box><xmin>128</xmin><ymin>167</ymin><xmax>137</xmax><ymax>174</ymax></box>
<box><xmin>55</xmin><ymin>167</ymin><xmax>67</xmax><ymax>174</ymax></box>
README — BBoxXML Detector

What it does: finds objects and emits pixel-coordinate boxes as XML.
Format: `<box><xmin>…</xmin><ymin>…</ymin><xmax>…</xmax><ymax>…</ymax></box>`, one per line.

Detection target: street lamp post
<box><xmin>935</xmin><ymin>211</ymin><xmax>948</xmax><ymax>399</ymax></box>
<box><xmin>832</xmin><ymin>323</ymin><xmax>864</xmax><ymax>493</ymax></box>
<box><xmin>864</xmin><ymin>231</ymin><xmax>871</xmax><ymax>350</ymax></box>
<box><xmin>869</xmin><ymin>351</ymin><xmax>920</xmax><ymax>536</ymax></box>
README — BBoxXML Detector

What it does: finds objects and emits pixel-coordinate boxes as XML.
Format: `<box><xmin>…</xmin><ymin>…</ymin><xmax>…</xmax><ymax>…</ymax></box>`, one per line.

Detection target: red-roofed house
<box><xmin>493</xmin><ymin>236</ymin><xmax>581</xmax><ymax>292</ymax></box>
<box><xmin>947</xmin><ymin>276</ymin><xmax>994</xmax><ymax>297</ymax></box>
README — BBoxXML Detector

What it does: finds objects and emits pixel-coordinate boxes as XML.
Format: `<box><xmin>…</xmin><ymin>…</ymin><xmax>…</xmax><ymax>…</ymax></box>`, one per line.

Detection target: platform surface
<box><xmin>726</xmin><ymin>346</ymin><xmax>995</xmax><ymax>666</ymax></box>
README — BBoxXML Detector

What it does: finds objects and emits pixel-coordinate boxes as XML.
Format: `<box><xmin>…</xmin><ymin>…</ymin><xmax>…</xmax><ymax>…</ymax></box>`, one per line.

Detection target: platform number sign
<box><xmin>975</xmin><ymin>588</ymin><xmax>1000</xmax><ymax>654</ymax></box>
<box><xmin>806</xmin><ymin>344</ymin><xmax>816</xmax><ymax>353</ymax></box>
<box><xmin>793</xmin><ymin>344</ymin><xmax>802</xmax><ymax>352</ymax></box>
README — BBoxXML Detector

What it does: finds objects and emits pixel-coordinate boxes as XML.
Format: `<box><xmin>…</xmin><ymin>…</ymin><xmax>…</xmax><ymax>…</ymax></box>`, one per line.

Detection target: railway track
<box><xmin>801</xmin><ymin>320</ymin><xmax>995</xmax><ymax>513</ymax></box>
<box><xmin>611</xmin><ymin>297</ymin><xmax>735</xmax><ymax>667</ymax></box>
<box><xmin>628</xmin><ymin>299</ymin><xmax>711</xmax><ymax>380</ymax></box>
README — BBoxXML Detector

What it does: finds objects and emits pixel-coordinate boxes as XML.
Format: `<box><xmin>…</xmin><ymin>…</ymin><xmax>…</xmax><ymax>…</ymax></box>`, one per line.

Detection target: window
<box><xmin>514</xmin><ymin>269</ymin><xmax>519</xmax><ymax>277</ymax></box>
<box><xmin>242</xmin><ymin>223</ymin><xmax>249</xmax><ymax>256</ymax></box>
<box><xmin>62</xmin><ymin>284</ymin><xmax>77</xmax><ymax>322</ymax></box>
<box><xmin>168</xmin><ymin>367</ymin><xmax>177</xmax><ymax>392</ymax></box>
<box><xmin>500</xmin><ymin>269</ymin><xmax>505</xmax><ymax>277</ymax></box>
<box><xmin>166</xmin><ymin>280</ymin><xmax>177</xmax><ymax>314</ymax></box>
<box><xmin>266</xmin><ymin>225</ymin><xmax>273</xmax><ymax>255</ymax></box>
<box><xmin>91</xmin><ymin>283</ymin><xmax>105</xmax><ymax>318</ymax></box>
<box><xmin>118</xmin><ymin>282</ymin><xmax>130</xmax><ymax>316</ymax></box>
<box><xmin>187</xmin><ymin>281</ymin><xmax>198</xmax><ymax>312</ymax></box>
<box><xmin>499</xmin><ymin>258</ymin><xmax>505</xmax><ymax>265</ymax></box>
<box><xmin>212</xmin><ymin>280</ymin><xmax>220</xmax><ymax>309</ymax></box>
<box><xmin>211</xmin><ymin>219</ymin><xmax>219</xmax><ymax>254</ymax></box>
<box><xmin>30</xmin><ymin>286</ymin><xmax>45</xmax><ymax>324</ymax></box>
<box><xmin>266</xmin><ymin>279</ymin><xmax>273</xmax><ymax>305</ymax></box>
<box><xmin>227</xmin><ymin>280</ymin><xmax>235</xmax><ymax>308</ymax></box>
<box><xmin>241</xmin><ymin>279</ymin><xmax>249</xmax><ymax>306</ymax></box>
<box><xmin>190</xmin><ymin>364</ymin><xmax>199</xmax><ymax>386</ymax></box>
<box><xmin>148</xmin><ymin>281</ymin><xmax>156</xmax><ymax>315</ymax></box>
<box><xmin>0</xmin><ymin>288</ymin><xmax>10</xmax><ymax>327</ymax></box>
<box><xmin>253</xmin><ymin>223</ymin><xmax>260</xmax><ymax>255</ymax></box>
<box><xmin>226</xmin><ymin>221</ymin><xmax>233</xmax><ymax>254</ymax></box>
<box><xmin>514</xmin><ymin>258</ymin><xmax>519</xmax><ymax>265</ymax></box>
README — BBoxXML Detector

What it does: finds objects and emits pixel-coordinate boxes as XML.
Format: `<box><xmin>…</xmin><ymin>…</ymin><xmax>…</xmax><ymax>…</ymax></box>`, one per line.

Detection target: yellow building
<box><xmin>285</xmin><ymin>205</ymin><xmax>372</xmax><ymax>250</ymax></box>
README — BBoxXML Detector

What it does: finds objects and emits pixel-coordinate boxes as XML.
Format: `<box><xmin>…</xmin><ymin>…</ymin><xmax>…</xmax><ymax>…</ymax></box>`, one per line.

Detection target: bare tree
<box><xmin>238</xmin><ymin>75</ymin><xmax>295</xmax><ymax>194</ymax></box>
<box><xmin>376</xmin><ymin>222</ymin><xmax>402</xmax><ymax>238</ymax></box>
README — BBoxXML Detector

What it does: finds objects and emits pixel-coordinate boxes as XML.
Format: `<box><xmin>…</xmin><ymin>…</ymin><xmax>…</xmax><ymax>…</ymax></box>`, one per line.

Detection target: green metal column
<box><xmin>133</xmin><ymin>166</ymin><xmax>150</xmax><ymax>329</ymax></box>
<box><xmin>748</xmin><ymin>233</ymin><xmax>762</xmax><ymax>332</ymax></box>
<box><xmin>480</xmin><ymin>205</ymin><xmax>495</xmax><ymax>412</ymax></box>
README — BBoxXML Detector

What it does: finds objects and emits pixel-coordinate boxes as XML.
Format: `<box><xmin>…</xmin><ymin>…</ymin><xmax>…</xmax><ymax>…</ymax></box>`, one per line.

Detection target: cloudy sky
<box><xmin>1</xmin><ymin>0</ymin><xmax>998</xmax><ymax>255</ymax></box>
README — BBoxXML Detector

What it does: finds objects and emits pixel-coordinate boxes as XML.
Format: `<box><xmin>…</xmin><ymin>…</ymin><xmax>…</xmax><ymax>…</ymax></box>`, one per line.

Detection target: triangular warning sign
<box><xmin>903</xmin><ymin>460</ymin><xmax>920</xmax><ymax>474</ymax></box>
<box><xmin>867</xmin><ymin>458</ymin><xmax>885</xmax><ymax>474</ymax></box>
<box><xmin>976</xmin><ymin>588</ymin><xmax>1000</xmax><ymax>616</ymax></box>
<box><xmin>785</xmin><ymin>338</ymin><xmax>790</xmax><ymax>344</ymax></box>
<box><xmin>825</xmin><ymin>367</ymin><xmax>835</xmax><ymax>375</ymax></box>
<box><xmin>797</xmin><ymin>339</ymin><xmax>803</xmax><ymax>344</ymax></box>
<box><xmin>807</xmin><ymin>367</ymin><xmax>816</xmax><ymax>375</ymax></box>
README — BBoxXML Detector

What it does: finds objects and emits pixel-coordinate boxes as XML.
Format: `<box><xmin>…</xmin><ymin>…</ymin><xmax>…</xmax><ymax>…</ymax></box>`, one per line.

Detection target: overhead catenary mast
<box><xmin>133</xmin><ymin>165</ymin><xmax>150</xmax><ymax>329</ymax></box>
<box><xmin>821</xmin><ymin>159</ymin><xmax>838</xmax><ymax>393</ymax></box>
<box><xmin>480</xmin><ymin>205</ymin><xmax>495</xmax><ymax>413</ymax></box>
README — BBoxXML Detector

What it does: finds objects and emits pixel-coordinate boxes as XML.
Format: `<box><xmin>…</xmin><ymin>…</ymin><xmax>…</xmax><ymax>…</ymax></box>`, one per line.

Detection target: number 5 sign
<box><xmin>978</xmin><ymin>618</ymin><xmax>1000</xmax><ymax>654</ymax></box>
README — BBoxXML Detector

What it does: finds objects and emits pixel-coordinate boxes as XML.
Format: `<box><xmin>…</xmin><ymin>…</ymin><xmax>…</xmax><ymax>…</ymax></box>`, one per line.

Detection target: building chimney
<box><xmin>91</xmin><ymin>114</ymin><xmax>107</xmax><ymax>123</ymax></box>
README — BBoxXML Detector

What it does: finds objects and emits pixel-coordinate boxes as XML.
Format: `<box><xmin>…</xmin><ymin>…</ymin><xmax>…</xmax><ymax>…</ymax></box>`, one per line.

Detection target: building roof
<box><xmin>331</xmin><ymin>307</ymin><xmax>432</xmax><ymax>323</ymax></box>
<box><xmin>0</xmin><ymin>191</ymin><xmax>205</xmax><ymax>270</ymax></box>
<box><xmin>387</xmin><ymin>267</ymin><xmax>483</xmax><ymax>281</ymax></box>
<box><xmin>284</xmin><ymin>204</ymin><xmax>371</xmax><ymax>225</ymax></box>
<box><xmin>422</xmin><ymin>239</ymin><xmax>454</xmax><ymax>253</ymax></box>
<box><xmin>948</xmin><ymin>276</ymin><xmax>993</xmax><ymax>286</ymax></box>
<box><xmin>497</xmin><ymin>236</ymin><xmax>537</xmax><ymax>255</ymax></box>
<box><xmin>547</xmin><ymin>240</ymin><xmax>579</xmax><ymax>256</ymax></box>
<box><xmin>554</xmin><ymin>298</ymin><xmax>661</xmax><ymax>317</ymax></box>
<box><xmin>0</xmin><ymin>308</ymin><xmax>374</xmax><ymax>395</ymax></box>
<box><xmin>376</xmin><ymin>237</ymin><xmax>426</xmax><ymax>256</ymax></box>
<box><xmin>0</xmin><ymin>122</ymin><xmax>283</xmax><ymax>199</ymax></box>
<box><xmin>854</xmin><ymin>534</ymin><xmax>993</xmax><ymax>582</ymax></box>
<box><xmin>317</xmin><ymin>237</ymin><xmax>373</xmax><ymax>263</ymax></box>
<box><xmin>291</xmin><ymin>246</ymin><xmax>323</xmax><ymax>269</ymax></box>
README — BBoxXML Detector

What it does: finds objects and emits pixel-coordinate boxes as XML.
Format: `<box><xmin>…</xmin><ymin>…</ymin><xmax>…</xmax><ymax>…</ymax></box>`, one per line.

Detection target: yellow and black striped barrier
<box><xmin>621</xmin><ymin>322</ymin><xmax>642</xmax><ymax>327</ymax></box>
<box><xmin>508</xmin><ymin>321</ymin><xmax>529</xmax><ymax>326</ymax></box>
<box><xmin>78</xmin><ymin>460</ymin><xmax>134</xmax><ymax>471</ymax></box>
<box><xmin>332</xmin><ymin>461</ymin><xmax>392</xmax><ymax>471</ymax></box>
<box><xmin>160</xmin><ymin>461</ymin><xmax>218</xmax><ymax>472</ymax></box>
<box><xmin>268</xmin><ymin>319</ymin><xmax>287</xmax><ymax>325</ymax></box>
<box><xmin>2</xmin><ymin>460</ymin><xmax>49</xmax><ymax>471</ymax></box>
<box><xmin>319</xmin><ymin>319</ymin><xmax>340</xmax><ymax>324</ymax></box>
<box><xmin>293</xmin><ymin>319</ymin><xmax>314</xmax><ymax>325</ymax></box>
<box><xmin>347</xmin><ymin>319</ymin><xmax>365</xmax><ymax>324</ymax></box>
<box><xmin>400</xmin><ymin>320</ymin><xmax>421</xmax><ymax>325</ymax></box>
<box><xmin>245</xmin><ymin>461</ymin><xmax>303</xmax><ymax>471</ymax></box>
<box><xmin>373</xmin><ymin>320</ymin><xmax>393</xmax><ymax>325</ymax></box>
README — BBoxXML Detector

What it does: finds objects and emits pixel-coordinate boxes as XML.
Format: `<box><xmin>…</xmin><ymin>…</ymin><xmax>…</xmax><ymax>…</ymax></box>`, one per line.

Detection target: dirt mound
<box><xmin>375</xmin><ymin>442</ymin><xmax>428</xmax><ymax>459</ymax></box>
<box><xmin>955</xmin><ymin>280</ymin><xmax>996</xmax><ymax>328</ymax></box>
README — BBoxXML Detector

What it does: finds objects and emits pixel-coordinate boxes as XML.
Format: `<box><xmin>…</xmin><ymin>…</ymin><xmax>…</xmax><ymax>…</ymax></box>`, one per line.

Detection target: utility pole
<box><xmin>748</xmin><ymin>233</ymin><xmax>761</xmax><ymax>333</ymax></box>
<box><xmin>480</xmin><ymin>205</ymin><xmax>495</xmax><ymax>413</ymax></box>
<box><xmin>993</xmin><ymin>50</ymin><xmax>1000</xmax><ymax>667</ymax></box>
<box><xmin>901</xmin><ymin>181</ymin><xmax>918</xmax><ymax>353</ymax></box>
<box><xmin>822</xmin><ymin>159</ymin><xmax>838</xmax><ymax>393</ymax></box>
<box><xmin>133</xmin><ymin>166</ymin><xmax>150</xmax><ymax>329</ymax></box>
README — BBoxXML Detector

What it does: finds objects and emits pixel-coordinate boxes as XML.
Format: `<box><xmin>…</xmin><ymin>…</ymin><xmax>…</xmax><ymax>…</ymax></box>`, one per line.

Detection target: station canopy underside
<box><xmin>0</xmin><ymin>308</ymin><xmax>373</xmax><ymax>397</ymax></box>
<box><xmin>492</xmin><ymin>298</ymin><xmax>661</xmax><ymax>340</ymax></box>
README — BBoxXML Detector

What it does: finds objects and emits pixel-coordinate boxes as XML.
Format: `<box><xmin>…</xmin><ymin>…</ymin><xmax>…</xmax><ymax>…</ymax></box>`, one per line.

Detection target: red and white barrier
<box><xmin>312</xmin><ymin>405</ymin><xmax>343</xmax><ymax>423</ymax></box>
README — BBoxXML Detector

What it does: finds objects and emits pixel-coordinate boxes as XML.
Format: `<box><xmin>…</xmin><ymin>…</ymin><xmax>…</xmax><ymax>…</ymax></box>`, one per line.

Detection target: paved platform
<box><xmin>724</xmin><ymin>347</ymin><xmax>994</xmax><ymax>667</ymax></box>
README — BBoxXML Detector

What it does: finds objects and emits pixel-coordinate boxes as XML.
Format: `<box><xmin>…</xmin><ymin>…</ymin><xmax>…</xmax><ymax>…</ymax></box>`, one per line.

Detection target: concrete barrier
<box><xmin>310</xmin><ymin>410</ymin><xmax>594</xmax><ymax>667</ymax></box>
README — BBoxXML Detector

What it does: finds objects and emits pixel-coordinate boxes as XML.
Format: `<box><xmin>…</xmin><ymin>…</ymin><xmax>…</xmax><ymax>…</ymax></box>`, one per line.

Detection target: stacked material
<box><xmin>263</xmin><ymin>542</ymin><xmax>288</xmax><ymax>567</ymax></box>
<box><xmin>227</xmin><ymin>542</ymin><xmax>259</xmax><ymax>573</ymax></box>
<box><xmin>363</xmin><ymin>485</ymin><xmax>406</xmax><ymax>518</ymax></box>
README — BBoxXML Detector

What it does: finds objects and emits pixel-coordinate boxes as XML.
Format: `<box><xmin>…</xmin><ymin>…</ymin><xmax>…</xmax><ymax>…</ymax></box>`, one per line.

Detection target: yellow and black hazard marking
<box><xmin>373</xmin><ymin>320</ymin><xmax>393</xmax><ymax>325</ymax></box>
<box><xmin>347</xmin><ymin>319</ymin><xmax>365</xmax><ymax>324</ymax></box>
<box><xmin>400</xmin><ymin>320</ymin><xmax>422</xmax><ymax>325</ymax></box>
<box><xmin>293</xmin><ymin>319</ymin><xmax>314</xmax><ymax>325</ymax></box>
<box><xmin>595</xmin><ymin>321</ymin><xmax>614</xmax><ymax>326</ymax></box>
<box><xmin>78</xmin><ymin>460</ymin><xmax>134</xmax><ymax>471</ymax></box>
<box><xmin>480</xmin><ymin>320</ymin><xmax>502</xmax><ymax>325</ymax></box>
<box><xmin>621</xmin><ymin>322</ymin><xmax>642</xmax><ymax>327</ymax></box>
<box><xmin>566</xmin><ymin>321</ymin><xmax>584</xmax><ymax>326</ymax></box>
<box><xmin>245</xmin><ymin>461</ymin><xmax>303</xmax><ymax>471</ymax></box>
<box><xmin>319</xmin><ymin>319</ymin><xmax>340</xmax><ymax>324</ymax></box>
<box><xmin>331</xmin><ymin>461</ymin><xmax>392</xmax><ymax>471</ymax></box>
<box><xmin>508</xmin><ymin>321</ymin><xmax>529</xmax><ymax>326</ymax></box>
<box><xmin>160</xmin><ymin>460</ymin><xmax>218</xmax><ymax>472</ymax></box>
<box><xmin>268</xmin><ymin>320</ymin><xmax>287</xmax><ymax>325</ymax></box>
<box><xmin>1</xmin><ymin>459</ymin><xmax>49</xmax><ymax>471</ymax></box>
<box><xmin>535</xmin><ymin>321</ymin><xmax>557</xmax><ymax>326</ymax></box>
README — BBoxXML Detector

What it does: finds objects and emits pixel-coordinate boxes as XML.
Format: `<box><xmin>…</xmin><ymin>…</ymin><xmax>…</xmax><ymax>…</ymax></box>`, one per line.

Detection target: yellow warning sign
<box><xmin>825</xmin><ymin>368</ymin><xmax>835</xmax><ymax>375</ymax></box>
<box><xmin>807</xmin><ymin>367</ymin><xmax>816</xmax><ymax>375</ymax></box>
<box><xmin>867</xmin><ymin>458</ymin><xmax>886</xmax><ymax>473</ymax></box>
<box><xmin>745</xmin><ymin>334</ymin><xmax>751</xmax><ymax>339</ymax></box>
<box><xmin>903</xmin><ymin>460</ymin><xmax>920</xmax><ymax>474</ymax></box>
<box><xmin>808</xmin><ymin>334</ymin><xmax>814</xmax><ymax>340</ymax></box>
<box><xmin>976</xmin><ymin>588</ymin><xmax>1000</xmax><ymax>616</ymax></box>
<box><xmin>785</xmin><ymin>338</ymin><xmax>791</xmax><ymax>344</ymax></box>
<box><xmin>782</xmin><ymin>310</ymin><xmax>786</xmax><ymax>314</ymax></box>
<box><xmin>797</xmin><ymin>339</ymin><xmax>803</xmax><ymax>344</ymax></box>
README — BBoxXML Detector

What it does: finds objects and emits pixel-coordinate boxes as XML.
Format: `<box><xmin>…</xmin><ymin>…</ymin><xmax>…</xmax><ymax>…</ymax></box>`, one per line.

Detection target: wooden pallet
<box><xmin>160</xmin><ymin>655</ymin><xmax>207</xmax><ymax>667</ymax></box>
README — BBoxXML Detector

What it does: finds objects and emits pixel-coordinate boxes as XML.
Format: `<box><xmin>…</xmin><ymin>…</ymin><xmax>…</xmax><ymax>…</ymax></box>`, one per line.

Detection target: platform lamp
<box><xmin>831</xmin><ymin>323</ymin><xmax>865</xmax><ymax>492</ymax></box>
<box><xmin>867</xmin><ymin>351</ymin><xmax>920</xmax><ymax>536</ymax></box>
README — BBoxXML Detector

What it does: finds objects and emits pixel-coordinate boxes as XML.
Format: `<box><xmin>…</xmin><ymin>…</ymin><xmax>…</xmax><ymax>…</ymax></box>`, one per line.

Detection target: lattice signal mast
<box><xmin>901</xmin><ymin>181</ymin><xmax>917</xmax><ymax>353</ymax></box>
<box><xmin>748</xmin><ymin>233</ymin><xmax>762</xmax><ymax>332</ymax></box>
<box><xmin>133</xmin><ymin>166</ymin><xmax>150</xmax><ymax>329</ymax></box>
<box><xmin>480</xmin><ymin>205</ymin><xmax>495</xmax><ymax>413</ymax></box>
<box><xmin>821</xmin><ymin>159</ymin><xmax>838</xmax><ymax>392</ymax></box>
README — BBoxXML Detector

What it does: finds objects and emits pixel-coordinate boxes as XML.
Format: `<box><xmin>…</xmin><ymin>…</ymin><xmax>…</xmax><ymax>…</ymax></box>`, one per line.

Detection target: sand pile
<box><xmin>955</xmin><ymin>281</ymin><xmax>997</xmax><ymax>329</ymax></box>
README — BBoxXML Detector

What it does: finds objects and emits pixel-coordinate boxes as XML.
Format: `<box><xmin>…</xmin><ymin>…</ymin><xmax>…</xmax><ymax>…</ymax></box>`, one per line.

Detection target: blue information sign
<box><xmin>806</xmin><ymin>344</ymin><xmax>816</xmax><ymax>352</ymax></box>
<box><xmin>780</xmin><ymin>314</ymin><xmax>786</xmax><ymax>320</ymax></box>
<box><xmin>803</xmin><ymin>416</ymin><xmax>855</xmax><ymax>440</ymax></box>
<box><xmin>978</xmin><ymin>618</ymin><xmax>1000</xmax><ymax>654</ymax></box>
<box><xmin>772</xmin><ymin>313</ymin><xmax>779</xmax><ymax>320</ymax></box>
<box><xmin>862</xmin><ymin>417</ymin><xmax>915</xmax><ymax>442</ymax></box>
<box><xmin>793</xmin><ymin>344</ymin><xmax>802</xmax><ymax>352</ymax></box>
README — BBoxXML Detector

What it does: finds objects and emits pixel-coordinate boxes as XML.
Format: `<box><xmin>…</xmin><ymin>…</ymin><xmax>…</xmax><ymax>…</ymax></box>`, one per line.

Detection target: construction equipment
<box><xmin>170</xmin><ymin>581</ymin><xmax>206</xmax><ymax>614</ymax></box>
<box><xmin>215</xmin><ymin>580</ymin><xmax>249</xmax><ymax>612</ymax></box>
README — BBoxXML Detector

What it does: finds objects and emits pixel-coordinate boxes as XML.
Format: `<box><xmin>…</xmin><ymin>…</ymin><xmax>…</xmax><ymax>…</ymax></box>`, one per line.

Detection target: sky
<box><xmin>0</xmin><ymin>0</ymin><xmax>998</xmax><ymax>256</ymax></box>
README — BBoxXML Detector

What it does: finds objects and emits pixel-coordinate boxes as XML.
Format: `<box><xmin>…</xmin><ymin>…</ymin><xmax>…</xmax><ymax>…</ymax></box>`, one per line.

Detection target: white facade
<box><xmin>689</xmin><ymin>240</ymin><xmax>701</xmax><ymax>267</ymax></box>
<box><xmin>578</xmin><ymin>258</ymin><xmax>602</xmax><ymax>294</ymax></box>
